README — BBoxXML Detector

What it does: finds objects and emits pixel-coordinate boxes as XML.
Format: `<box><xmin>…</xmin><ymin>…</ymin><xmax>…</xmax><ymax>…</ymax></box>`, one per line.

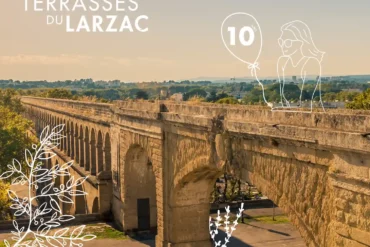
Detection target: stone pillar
<box><xmin>97</xmin><ymin>171</ymin><xmax>113</xmax><ymax>219</ymax></box>
<box><xmin>162</xmin><ymin>204</ymin><xmax>213</xmax><ymax>247</ymax></box>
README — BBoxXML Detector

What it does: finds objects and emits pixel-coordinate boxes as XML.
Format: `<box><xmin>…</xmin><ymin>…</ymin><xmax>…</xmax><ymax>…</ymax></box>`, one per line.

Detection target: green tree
<box><xmin>183</xmin><ymin>88</ymin><xmax>207</xmax><ymax>101</ymax></box>
<box><xmin>0</xmin><ymin>89</ymin><xmax>23</xmax><ymax>114</ymax></box>
<box><xmin>243</xmin><ymin>88</ymin><xmax>265</xmax><ymax>104</ymax></box>
<box><xmin>0</xmin><ymin>181</ymin><xmax>11</xmax><ymax>220</ymax></box>
<box><xmin>136</xmin><ymin>90</ymin><xmax>149</xmax><ymax>100</ymax></box>
<box><xmin>216</xmin><ymin>97</ymin><xmax>239</xmax><ymax>104</ymax></box>
<box><xmin>45</xmin><ymin>88</ymin><xmax>73</xmax><ymax>99</ymax></box>
<box><xmin>346</xmin><ymin>89</ymin><xmax>370</xmax><ymax>109</ymax></box>
<box><xmin>322</xmin><ymin>92</ymin><xmax>337</xmax><ymax>102</ymax></box>
<box><xmin>0</xmin><ymin>107</ymin><xmax>33</xmax><ymax>175</ymax></box>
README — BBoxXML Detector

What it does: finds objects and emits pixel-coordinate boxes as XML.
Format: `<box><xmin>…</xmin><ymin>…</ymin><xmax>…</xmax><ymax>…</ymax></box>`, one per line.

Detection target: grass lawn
<box><xmin>242</xmin><ymin>215</ymin><xmax>290</xmax><ymax>224</ymax></box>
<box><xmin>0</xmin><ymin>223</ymin><xmax>127</xmax><ymax>246</ymax></box>
<box><xmin>215</xmin><ymin>214</ymin><xmax>290</xmax><ymax>225</ymax></box>
<box><xmin>85</xmin><ymin>224</ymin><xmax>127</xmax><ymax>240</ymax></box>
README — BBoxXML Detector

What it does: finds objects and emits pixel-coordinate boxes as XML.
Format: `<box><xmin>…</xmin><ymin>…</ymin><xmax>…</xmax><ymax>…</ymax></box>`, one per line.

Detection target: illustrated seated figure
<box><xmin>277</xmin><ymin>20</ymin><xmax>325</xmax><ymax>111</ymax></box>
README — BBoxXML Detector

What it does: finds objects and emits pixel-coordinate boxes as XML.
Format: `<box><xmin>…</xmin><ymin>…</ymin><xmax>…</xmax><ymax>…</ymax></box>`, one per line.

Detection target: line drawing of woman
<box><xmin>276</xmin><ymin>20</ymin><xmax>325</xmax><ymax>112</ymax></box>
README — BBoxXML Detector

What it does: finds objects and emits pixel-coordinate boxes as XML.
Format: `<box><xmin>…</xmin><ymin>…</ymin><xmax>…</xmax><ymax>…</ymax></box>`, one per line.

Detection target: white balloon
<box><xmin>221</xmin><ymin>12</ymin><xmax>263</xmax><ymax>66</ymax></box>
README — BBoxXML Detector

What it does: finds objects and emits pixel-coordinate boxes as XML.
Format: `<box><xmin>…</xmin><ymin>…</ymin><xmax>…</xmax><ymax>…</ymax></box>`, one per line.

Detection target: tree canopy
<box><xmin>346</xmin><ymin>89</ymin><xmax>370</xmax><ymax>110</ymax></box>
<box><xmin>0</xmin><ymin>91</ymin><xmax>33</xmax><ymax>175</ymax></box>
<box><xmin>45</xmin><ymin>88</ymin><xmax>74</xmax><ymax>99</ymax></box>
<box><xmin>0</xmin><ymin>181</ymin><xmax>11</xmax><ymax>220</ymax></box>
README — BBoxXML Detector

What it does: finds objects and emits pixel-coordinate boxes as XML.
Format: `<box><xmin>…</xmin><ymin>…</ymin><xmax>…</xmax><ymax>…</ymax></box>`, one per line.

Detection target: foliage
<box><xmin>216</xmin><ymin>97</ymin><xmax>239</xmax><ymax>104</ymax></box>
<box><xmin>323</xmin><ymin>91</ymin><xmax>359</xmax><ymax>102</ymax></box>
<box><xmin>135</xmin><ymin>90</ymin><xmax>149</xmax><ymax>100</ymax></box>
<box><xmin>242</xmin><ymin>215</ymin><xmax>290</xmax><ymax>224</ymax></box>
<box><xmin>0</xmin><ymin>125</ymin><xmax>95</xmax><ymax>247</ymax></box>
<box><xmin>243</xmin><ymin>88</ymin><xmax>266</xmax><ymax>105</ymax></box>
<box><xmin>81</xmin><ymin>89</ymin><xmax>119</xmax><ymax>101</ymax></box>
<box><xmin>0</xmin><ymin>89</ymin><xmax>24</xmax><ymax>114</ymax></box>
<box><xmin>346</xmin><ymin>89</ymin><xmax>370</xmax><ymax>109</ymax></box>
<box><xmin>45</xmin><ymin>89</ymin><xmax>74</xmax><ymax>100</ymax></box>
<box><xmin>187</xmin><ymin>95</ymin><xmax>206</xmax><ymax>103</ymax></box>
<box><xmin>0</xmin><ymin>91</ymin><xmax>32</xmax><ymax>219</ymax></box>
<box><xmin>0</xmin><ymin>106</ymin><xmax>33</xmax><ymax>176</ymax></box>
<box><xmin>12</xmin><ymin>79</ymin><xmax>369</xmax><ymax>105</ymax></box>
<box><xmin>0</xmin><ymin>181</ymin><xmax>11</xmax><ymax>220</ymax></box>
<box><xmin>85</xmin><ymin>225</ymin><xmax>127</xmax><ymax>239</ymax></box>
<box><xmin>183</xmin><ymin>88</ymin><xmax>207</xmax><ymax>101</ymax></box>
<box><xmin>207</xmin><ymin>92</ymin><xmax>230</xmax><ymax>103</ymax></box>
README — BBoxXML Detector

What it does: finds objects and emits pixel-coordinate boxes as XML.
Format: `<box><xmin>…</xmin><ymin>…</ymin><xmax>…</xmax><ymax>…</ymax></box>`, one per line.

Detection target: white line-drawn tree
<box><xmin>0</xmin><ymin>125</ymin><xmax>96</xmax><ymax>247</ymax></box>
<box><xmin>209</xmin><ymin>203</ymin><xmax>244</xmax><ymax>247</ymax></box>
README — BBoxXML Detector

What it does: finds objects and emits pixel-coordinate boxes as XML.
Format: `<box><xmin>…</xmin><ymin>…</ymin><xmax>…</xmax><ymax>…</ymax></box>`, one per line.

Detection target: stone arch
<box><xmin>169</xmin><ymin>157</ymin><xmax>222</xmax><ymax>246</ymax></box>
<box><xmin>92</xmin><ymin>197</ymin><xmax>99</xmax><ymax>213</ymax></box>
<box><xmin>97</xmin><ymin>131</ymin><xmax>104</xmax><ymax>174</ymax></box>
<box><xmin>122</xmin><ymin>144</ymin><xmax>157</xmax><ymax>230</ymax></box>
<box><xmin>84</xmin><ymin>126</ymin><xmax>90</xmax><ymax>171</ymax></box>
<box><xmin>90</xmin><ymin>129</ymin><xmax>96</xmax><ymax>175</ymax></box>
<box><xmin>75</xmin><ymin>183</ymin><xmax>87</xmax><ymax>214</ymax></box>
<box><xmin>104</xmin><ymin>133</ymin><xmax>111</xmax><ymax>171</ymax></box>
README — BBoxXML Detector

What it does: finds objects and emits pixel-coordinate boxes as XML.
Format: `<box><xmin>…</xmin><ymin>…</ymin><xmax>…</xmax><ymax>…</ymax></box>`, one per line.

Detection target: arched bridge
<box><xmin>21</xmin><ymin>97</ymin><xmax>370</xmax><ymax>247</ymax></box>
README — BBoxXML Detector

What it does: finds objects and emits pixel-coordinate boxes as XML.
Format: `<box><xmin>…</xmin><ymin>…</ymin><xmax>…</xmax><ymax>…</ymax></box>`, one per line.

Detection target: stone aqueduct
<box><xmin>21</xmin><ymin>97</ymin><xmax>370</xmax><ymax>247</ymax></box>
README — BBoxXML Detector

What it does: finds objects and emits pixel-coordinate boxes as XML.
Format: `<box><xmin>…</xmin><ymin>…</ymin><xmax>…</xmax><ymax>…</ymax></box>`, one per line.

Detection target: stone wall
<box><xmin>21</xmin><ymin>97</ymin><xmax>370</xmax><ymax>247</ymax></box>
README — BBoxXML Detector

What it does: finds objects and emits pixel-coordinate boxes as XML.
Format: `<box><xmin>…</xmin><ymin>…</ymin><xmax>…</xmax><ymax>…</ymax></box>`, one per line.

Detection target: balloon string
<box><xmin>248</xmin><ymin>62</ymin><xmax>271</xmax><ymax>107</ymax></box>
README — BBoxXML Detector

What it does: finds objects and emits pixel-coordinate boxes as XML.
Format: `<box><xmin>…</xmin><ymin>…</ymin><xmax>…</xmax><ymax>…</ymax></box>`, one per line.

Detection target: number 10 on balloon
<box><xmin>221</xmin><ymin>12</ymin><xmax>263</xmax><ymax>66</ymax></box>
<box><xmin>227</xmin><ymin>26</ymin><xmax>255</xmax><ymax>46</ymax></box>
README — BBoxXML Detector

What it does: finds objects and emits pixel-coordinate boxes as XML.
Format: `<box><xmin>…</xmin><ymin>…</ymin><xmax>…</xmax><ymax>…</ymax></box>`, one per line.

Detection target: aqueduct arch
<box><xmin>170</xmin><ymin>163</ymin><xmax>222</xmax><ymax>246</ymax></box>
<box><xmin>22</xmin><ymin>97</ymin><xmax>370</xmax><ymax>247</ymax></box>
<box><xmin>122</xmin><ymin>144</ymin><xmax>157</xmax><ymax>231</ymax></box>
<box><xmin>75</xmin><ymin>183</ymin><xmax>87</xmax><ymax>215</ymax></box>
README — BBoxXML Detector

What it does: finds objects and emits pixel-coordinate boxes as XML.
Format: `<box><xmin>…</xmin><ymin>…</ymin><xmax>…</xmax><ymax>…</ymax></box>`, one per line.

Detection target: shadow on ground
<box><xmin>213</xmin><ymin>229</ymin><xmax>254</xmax><ymax>247</ymax></box>
<box><xmin>130</xmin><ymin>232</ymin><xmax>156</xmax><ymax>247</ymax></box>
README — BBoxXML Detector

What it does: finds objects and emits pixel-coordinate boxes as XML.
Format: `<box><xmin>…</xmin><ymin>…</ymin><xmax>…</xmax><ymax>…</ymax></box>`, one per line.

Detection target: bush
<box><xmin>188</xmin><ymin>95</ymin><xmax>206</xmax><ymax>104</ymax></box>
<box><xmin>216</xmin><ymin>97</ymin><xmax>239</xmax><ymax>104</ymax></box>
<box><xmin>346</xmin><ymin>89</ymin><xmax>370</xmax><ymax>109</ymax></box>
<box><xmin>0</xmin><ymin>181</ymin><xmax>11</xmax><ymax>220</ymax></box>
